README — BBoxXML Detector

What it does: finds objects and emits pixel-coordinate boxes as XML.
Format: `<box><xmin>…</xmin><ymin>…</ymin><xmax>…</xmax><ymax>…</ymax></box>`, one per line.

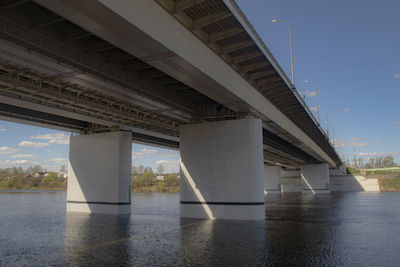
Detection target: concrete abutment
<box><xmin>301</xmin><ymin>163</ymin><xmax>330</xmax><ymax>194</ymax></box>
<box><xmin>264</xmin><ymin>165</ymin><xmax>282</xmax><ymax>194</ymax></box>
<box><xmin>67</xmin><ymin>131</ymin><xmax>132</xmax><ymax>214</ymax></box>
<box><xmin>179</xmin><ymin>118</ymin><xmax>265</xmax><ymax>220</ymax></box>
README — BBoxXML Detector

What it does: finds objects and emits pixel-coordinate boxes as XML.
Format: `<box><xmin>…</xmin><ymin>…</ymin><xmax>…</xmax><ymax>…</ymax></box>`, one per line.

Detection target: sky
<box><xmin>0</xmin><ymin>121</ymin><xmax>179</xmax><ymax>173</ymax></box>
<box><xmin>0</xmin><ymin>0</ymin><xmax>399</xmax><ymax>170</ymax></box>
<box><xmin>236</xmin><ymin>0</ymin><xmax>400</xmax><ymax>163</ymax></box>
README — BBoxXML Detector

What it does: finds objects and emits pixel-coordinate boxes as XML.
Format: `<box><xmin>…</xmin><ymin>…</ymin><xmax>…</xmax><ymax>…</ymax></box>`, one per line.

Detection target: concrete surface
<box><xmin>179</xmin><ymin>118</ymin><xmax>265</xmax><ymax>220</ymax></box>
<box><xmin>67</xmin><ymin>131</ymin><xmax>132</xmax><ymax>214</ymax></box>
<box><xmin>301</xmin><ymin>163</ymin><xmax>330</xmax><ymax>194</ymax></box>
<box><xmin>264</xmin><ymin>165</ymin><xmax>281</xmax><ymax>193</ymax></box>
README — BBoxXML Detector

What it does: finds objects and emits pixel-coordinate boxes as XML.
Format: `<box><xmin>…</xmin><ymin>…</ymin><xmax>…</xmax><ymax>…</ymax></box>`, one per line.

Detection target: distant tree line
<box><xmin>131</xmin><ymin>165</ymin><xmax>179</xmax><ymax>192</ymax></box>
<box><xmin>0</xmin><ymin>165</ymin><xmax>67</xmax><ymax>190</ymax></box>
<box><xmin>350</xmin><ymin>156</ymin><xmax>398</xmax><ymax>169</ymax></box>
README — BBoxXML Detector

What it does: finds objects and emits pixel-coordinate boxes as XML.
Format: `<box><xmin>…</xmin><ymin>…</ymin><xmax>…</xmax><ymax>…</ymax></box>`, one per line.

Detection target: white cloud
<box><xmin>156</xmin><ymin>160</ymin><xmax>170</xmax><ymax>165</ymax></box>
<box><xmin>309</xmin><ymin>106</ymin><xmax>318</xmax><ymax>111</ymax></box>
<box><xmin>156</xmin><ymin>159</ymin><xmax>179</xmax><ymax>173</ymax></box>
<box><xmin>392</xmin><ymin>122</ymin><xmax>400</xmax><ymax>128</ymax></box>
<box><xmin>0</xmin><ymin>127</ymin><xmax>8</xmax><ymax>132</ymax></box>
<box><xmin>30</xmin><ymin>133</ymin><xmax>69</xmax><ymax>145</ymax></box>
<box><xmin>18</xmin><ymin>141</ymin><xmax>48</xmax><ymax>148</ymax></box>
<box><xmin>393</xmin><ymin>73</ymin><xmax>400</xmax><ymax>79</ymax></box>
<box><xmin>301</xmin><ymin>90</ymin><xmax>316</xmax><ymax>97</ymax></box>
<box><xmin>0</xmin><ymin>159</ymin><xmax>36</xmax><ymax>165</ymax></box>
<box><xmin>132</xmin><ymin>153</ymin><xmax>143</xmax><ymax>159</ymax></box>
<box><xmin>304</xmin><ymin>80</ymin><xmax>309</xmax><ymax>83</ymax></box>
<box><xmin>350</xmin><ymin>137</ymin><xmax>360</xmax><ymax>140</ymax></box>
<box><xmin>47</xmin><ymin>158</ymin><xmax>68</xmax><ymax>164</ymax></box>
<box><xmin>10</xmin><ymin>154</ymin><xmax>38</xmax><ymax>159</ymax></box>
<box><xmin>0</xmin><ymin>146</ymin><xmax>18</xmax><ymax>154</ymax></box>
<box><xmin>160</xmin><ymin>150</ymin><xmax>179</xmax><ymax>157</ymax></box>
<box><xmin>10</xmin><ymin>160</ymin><xmax>32</xmax><ymax>165</ymax></box>
<box><xmin>132</xmin><ymin>148</ymin><xmax>159</xmax><ymax>159</ymax></box>
<box><xmin>359</xmin><ymin>152</ymin><xmax>400</xmax><ymax>157</ymax></box>
<box><xmin>142</xmin><ymin>148</ymin><xmax>158</xmax><ymax>154</ymax></box>
<box><xmin>344</xmin><ymin>107</ymin><xmax>350</xmax><ymax>112</ymax></box>
<box><xmin>341</xmin><ymin>141</ymin><xmax>371</xmax><ymax>147</ymax></box>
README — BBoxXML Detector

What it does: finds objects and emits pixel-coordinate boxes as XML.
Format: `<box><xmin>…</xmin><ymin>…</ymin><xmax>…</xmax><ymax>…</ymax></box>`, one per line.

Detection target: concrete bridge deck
<box><xmin>0</xmin><ymin>0</ymin><xmax>344</xmax><ymax>219</ymax></box>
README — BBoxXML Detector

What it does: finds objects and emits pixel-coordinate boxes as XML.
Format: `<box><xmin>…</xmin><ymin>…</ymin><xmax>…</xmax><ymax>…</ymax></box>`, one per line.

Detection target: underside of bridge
<box><xmin>0</xmin><ymin>0</ymin><xmax>341</xmax><ymax>170</ymax></box>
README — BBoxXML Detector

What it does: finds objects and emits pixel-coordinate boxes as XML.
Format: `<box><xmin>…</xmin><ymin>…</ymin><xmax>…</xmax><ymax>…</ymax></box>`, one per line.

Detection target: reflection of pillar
<box><xmin>264</xmin><ymin>165</ymin><xmax>281</xmax><ymax>193</ymax></box>
<box><xmin>180</xmin><ymin>118</ymin><xmax>265</xmax><ymax>220</ymax></box>
<box><xmin>180</xmin><ymin>219</ymin><xmax>266</xmax><ymax>265</ymax></box>
<box><xmin>301</xmin><ymin>163</ymin><xmax>330</xmax><ymax>194</ymax></box>
<box><xmin>67</xmin><ymin>131</ymin><xmax>132</xmax><ymax>214</ymax></box>
<box><xmin>65</xmin><ymin>213</ymin><xmax>130</xmax><ymax>265</ymax></box>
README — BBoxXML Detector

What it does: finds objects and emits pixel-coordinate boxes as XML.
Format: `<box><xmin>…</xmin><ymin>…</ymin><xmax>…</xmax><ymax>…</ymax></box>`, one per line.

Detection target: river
<box><xmin>0</xmin><ymin>191</ymin><xmax>399</xmax><ymax>266</ymax></box>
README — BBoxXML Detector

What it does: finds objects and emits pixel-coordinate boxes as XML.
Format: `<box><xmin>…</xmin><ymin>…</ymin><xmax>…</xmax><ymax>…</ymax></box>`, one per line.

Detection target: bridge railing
<box><xmin>291</xmin><ymin>86</ymin><xmax>340</xmax><ymax>158</ymax></box>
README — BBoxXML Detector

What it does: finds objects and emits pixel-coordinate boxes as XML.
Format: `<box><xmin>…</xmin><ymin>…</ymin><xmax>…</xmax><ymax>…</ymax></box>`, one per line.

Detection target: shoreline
<box><xmin>0</xmin><ymin>187</ymin><xmax>180</xmax><ymax>193</ymax></box>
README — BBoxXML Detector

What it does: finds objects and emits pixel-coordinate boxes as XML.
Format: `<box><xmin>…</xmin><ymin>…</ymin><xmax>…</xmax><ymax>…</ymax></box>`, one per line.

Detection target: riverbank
<box><xmin>378</xmin><ymin>177</ymin><xmax>400</xmax><ymax>191</ymax></box>
<box><xmin>0</xmin><ymin>182</ymin><xmax>180</xmax><ymax>193</ymax></box>
<box><xmin>131</xmin><ymin>184</ymin><xmax>179</xmax><ymax>193</ymax></box>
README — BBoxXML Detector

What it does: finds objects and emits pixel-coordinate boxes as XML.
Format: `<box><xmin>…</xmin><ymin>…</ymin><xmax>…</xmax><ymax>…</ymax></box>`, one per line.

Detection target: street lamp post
<box><xmin>272</xmin><ymin>19</ymin><xmax>295</xmax><ymax>87</ymax></box>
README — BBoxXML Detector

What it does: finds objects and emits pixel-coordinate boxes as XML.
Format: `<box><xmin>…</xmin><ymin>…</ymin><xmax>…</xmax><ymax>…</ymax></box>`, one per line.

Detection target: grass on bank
<box><xmin>366</xmin><ymin>169</ymin><xmax>400</xmax><ymax>176</ymax></box>
<box><xmin>0</xmin><ymin>171</ymin><xmax>180</xmax><ymax>193</ymax></box>
<box><xmin>378</xmin><ymin>178</ymin><xmax>400</xmax><ymax>192</ymax></box>
<box><xmin>131</xmin><ymin>172</ymin><xmax>179</xmax><ymax>193</ymax></box>
<box><xmin>346</xmin><ymin>166</ymin><xmax>361</xmax><ymax>175</ymax></box>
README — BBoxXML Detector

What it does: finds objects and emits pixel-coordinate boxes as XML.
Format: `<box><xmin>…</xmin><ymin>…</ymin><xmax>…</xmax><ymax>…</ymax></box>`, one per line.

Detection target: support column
<box><xmin>301</xmin><ymin>163</ymin><xmax>330</xmax><ymax>194</ymax></box>
<box><xmin>180</xmin><ymin>118</ymin><xmax>265</xmax><ymax>220</ymax></box>
<box><xmin>67</xmin><ymin>131</ymin><xmax>132</xmax><ymax>214</ymax></box>
<box><xmin>264</xmin><ymin>165</ymin><xmax>281</xmax><ymax>194</ymax></box>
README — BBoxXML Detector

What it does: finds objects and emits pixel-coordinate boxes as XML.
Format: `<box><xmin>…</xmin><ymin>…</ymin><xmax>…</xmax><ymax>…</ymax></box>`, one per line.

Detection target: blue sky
<box><xmin>236</xmin><ymin>0</ymin><xmax>400</xmax><ymax>163</ymax></box>
<box><xmin>0</xmin><ymin>0</ymin><xmax>399</xmax><ymax>169</ymax></box>
<box><xmin>0</xmin><ymin>121</ymin><xmax>179</xmax><ymax>173</ymax></box>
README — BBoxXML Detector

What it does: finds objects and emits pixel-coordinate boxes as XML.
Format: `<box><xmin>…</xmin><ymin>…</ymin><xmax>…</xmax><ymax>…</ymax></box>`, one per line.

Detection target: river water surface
<box><xmin>0</xmin><ymin>191</ymin><xmax>399</xmax><ymax>266</ymax></box>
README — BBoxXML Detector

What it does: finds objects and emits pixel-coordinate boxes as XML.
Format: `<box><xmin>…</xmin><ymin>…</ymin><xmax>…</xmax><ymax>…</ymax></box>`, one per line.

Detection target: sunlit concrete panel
<box><xmin>67</xmin><ymin>131</ymin><xmax>132</xmax><ymax>214</ymax></box>
<box><xmin>180</xmin><ymin>118</ymin><xmax>265</xmax><ymax>220</ymax></box>
<box><xmin>264</xmin><ymin>166</ymin><xmax>281</xmax><ymax>194</ymax></box>
<box><xmin>301</xmin><ymin>163</ymin><xmax>330</xmax><ymax>194</ymax></box>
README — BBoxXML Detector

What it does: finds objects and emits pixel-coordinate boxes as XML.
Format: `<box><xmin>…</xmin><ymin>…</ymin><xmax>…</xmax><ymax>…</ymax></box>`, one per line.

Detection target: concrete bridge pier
<box><xmin>264</xmin><ymin>166</ymin><xmax>282</xmax><ymax>194</ymax></box>
<box><xmin>179</xmin><ymin>118</ymin><xmax>265</xmax><ymax>220</ymax></box>
<box><xmin>301</xmin><ymin>163</ymin><xmax>330</xmax><ymax>194</ymax></box>
<box><xmin>67</xmin><ymin>131</ymin><xmax>132</xmax><ymax>214</ymax></box>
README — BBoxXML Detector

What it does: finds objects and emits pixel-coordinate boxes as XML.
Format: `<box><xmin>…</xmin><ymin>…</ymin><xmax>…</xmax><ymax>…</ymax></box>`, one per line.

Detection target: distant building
<box><xmin>155</xmin><ymin>175</ymin><xmax>164</xmax><ymax>181</ymax></box>
<box><xmin>33</xmin><ymin>172</ymin><xmax>51</xmax><ymax>178</ymax></box>
<box><xmin>58</xmin><ymin>172</ymin><xmax>68</xmax><ymax>178</ymax></box>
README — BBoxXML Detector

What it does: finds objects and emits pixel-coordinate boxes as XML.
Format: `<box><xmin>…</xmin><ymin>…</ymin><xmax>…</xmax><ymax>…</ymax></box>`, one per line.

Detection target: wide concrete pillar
<box><xmin>67</xmin><ymin>131</ymin><xmax>132</xmax><ymax>214</ymax></box>
<box><xmin>180</xmin><ymin>118</ymin><xmax>265</xmax><ymax>220</ymax></box>
<box><xmin>301</xmin><ymin>163</ymin><xmax>330</xmax><ymax>194</ymax></box>
<box><xmin>264</xmin><ymin>165</ymin><xmax>281</xmax><ymax>194</ymax></box>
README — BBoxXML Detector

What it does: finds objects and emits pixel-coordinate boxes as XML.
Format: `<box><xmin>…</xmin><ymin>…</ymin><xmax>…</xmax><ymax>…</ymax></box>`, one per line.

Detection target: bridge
<box><xmin>0</xmin><ymin>0</ymin><xmax>342</xmax><ymax>219</ymax></box>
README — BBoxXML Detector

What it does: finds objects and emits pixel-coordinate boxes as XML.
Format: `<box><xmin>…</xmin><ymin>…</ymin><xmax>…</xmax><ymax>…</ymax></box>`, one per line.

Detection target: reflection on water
<box><xmin>180</xmin><ymin>219</ymin><xmax>266</xmax><ymax>266</ymax></box>
<box><xmin>65</xmin><ymin>213</ymin><xmax>131</xmax><ymax>266</ymax></box>
<box><xmin>0</xmin><ymin>191</ymin><xmax>400</xmax><ymax>266</ymax></box>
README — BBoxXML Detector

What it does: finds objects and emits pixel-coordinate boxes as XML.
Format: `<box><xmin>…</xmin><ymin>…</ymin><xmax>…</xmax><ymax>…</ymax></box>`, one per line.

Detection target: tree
<box><xmin>60</xmin><ymin>164</ymin><xmax>67</xmax><ymax>173</ymax></box>
<box><xmin>376</xmin><ymin>157</ymin><xmax>383</xmax><ymax>168</ymax></box>
<box><xmin>138</xmin><ymin>165</ymin><xmax>144</xmax><ymax>175</ymax></box>
<box><xmin>358</xmin><ymin>158</ymin><xmax>363</xmax><ymax>169</ymax></box>
<box><xmin>132</xmin><ymin>165</ymin><xmax>138</xmax><ymax>175</ymax></box>
<box><xmin>141</xmin><ymin>170</ymin><xmax>153</xmax><ymax>187</ymax></box>
<box><xmin>164</xmin><ymin>174</ymin><xmax>179</xmax><ymax>187</ymax></box>
<box><xmin>383</xmin><ymin>156</ymin><xmax>395</xmax><ymax>168</ymax></box>
<box><xmin>39</xmin><ymin>173</ymin><xmax>58</xmax><ymax>188</ymax></box>
<box><xmin>157</xmin><ymin>164</ymin><xmax>164</xmax><ymax>175</ymax></box>
<box><xmin>369</xmin><ymin>158</ymin><xmax>375</xmax><ymax>168</ymax></box>
<box><xmin>26</xmin><ymin>165</ymin><xmax>43</xmax><ymax>175</ymax></box>
<box><xmin>144</xmin><ymin>166</ymin><xmax>152</xmax><ymax>173</ymax></box>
